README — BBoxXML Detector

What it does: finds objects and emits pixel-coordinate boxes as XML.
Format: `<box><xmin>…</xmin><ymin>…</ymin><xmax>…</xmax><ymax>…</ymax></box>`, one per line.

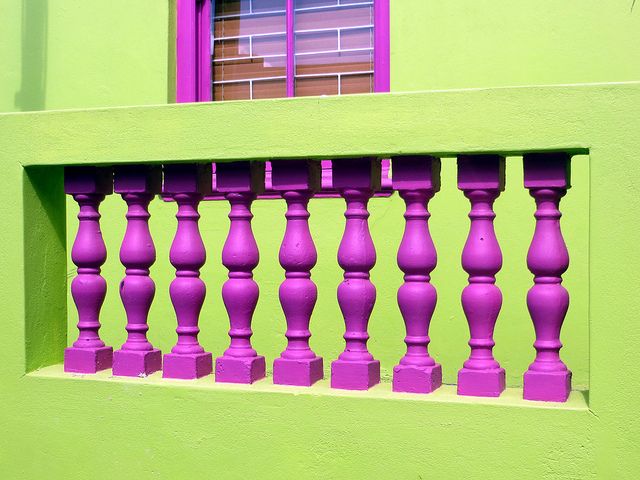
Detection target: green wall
<box><xmin>392</xmin><ymin>0</ymin><xmax>640</xmax><ymax>91</ymax></box>
<box><xmin>1</xmin><ymin>1</ymin><xmax>639</xmax><ymax>478</ymax></box>
<box><xmin>0</xmin><ymin>0</ymin><xmax>169</xmax><ymax>113</ymax></box>
<box><xmin>4</xmin><ymin>81</ymin><xmax>639</xmax><ymax>480</ymax></box>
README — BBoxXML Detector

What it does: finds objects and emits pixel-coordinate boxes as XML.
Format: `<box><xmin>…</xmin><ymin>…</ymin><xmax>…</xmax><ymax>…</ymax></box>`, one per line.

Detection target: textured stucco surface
<box><xmin>1</xmin><ymin>0</ymin><xmax>639</xmax><ymax>478</ymax></box>
<box><xmin>2</xmin><ymin>84</ymin><xmax>640</xmax><ymax>478</ymax></box>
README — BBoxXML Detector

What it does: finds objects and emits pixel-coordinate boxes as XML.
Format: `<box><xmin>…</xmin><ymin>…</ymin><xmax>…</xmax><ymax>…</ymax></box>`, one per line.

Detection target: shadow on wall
<box><xmin>15</xmin><ymin>0</ymin><xmax>48</xmax><ymax>112</ymax></box>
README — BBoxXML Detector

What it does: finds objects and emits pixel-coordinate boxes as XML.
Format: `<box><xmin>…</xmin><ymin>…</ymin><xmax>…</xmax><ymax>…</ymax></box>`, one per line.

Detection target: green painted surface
<box><xmin>3</xmin><ymin>88</ymin><xmax>593</xmax><ymax>391</ymax></box>
<box><xmin>2</xmin><ymin>84</ymin><xmax>640</xmax><ymax>478</ymax></box>
<box><xmin>391</xmin><ymin>0</ymin><xmax>640</xmax><ymax>91</ymax></box>
<box><xmin>0</xmin><ymin>1</ymin><xmax>639</xmax><ymax>478</ymax></box>
<box><xmin>0</xmin><ymin>0</ymin><xmax>169</xmax><ymax>113</ymax></box>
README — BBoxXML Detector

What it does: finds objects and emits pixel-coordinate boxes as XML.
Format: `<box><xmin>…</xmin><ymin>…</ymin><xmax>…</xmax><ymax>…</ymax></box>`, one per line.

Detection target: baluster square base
<box><xmin>162</xmin><ymin>352</ymin><xmax>213</xmax><ymax>379</ymax></box>
<box><xmin>523</xmin><ymin>369</ymin><xmax>572</xmax><ymax>402</ymax></box>
<box><xmin>331</xmin><ymin>359</ymin><xmax>381</xmax><ymax>390</ymax></box>
<box><xmin>273</xmin><ymin>356</ymin><xmax>324</xmax><ymax>387</ymax></box>
<box><xmin>112</xmin><ymin>349</ymin><xmax>162</xmax><ymax>377</ymax></box>
<box><xmin>216</xmin><ymin>355</ymin><xmax>266</xmax><ymax>384</ymax></box>
<box><xmin>393</xmin><ymin>364</ymin><xmax>442</xmax><ymax>394</ymax></box>
<box><xmin>64</xmin><ymin>346</ymin><xmax>113</xmax><ymax>374</ymax></box>
<box><xmin>457</xmin><ymin>367</ymin><xmax>506</xmax><ymax>397</ymax></box>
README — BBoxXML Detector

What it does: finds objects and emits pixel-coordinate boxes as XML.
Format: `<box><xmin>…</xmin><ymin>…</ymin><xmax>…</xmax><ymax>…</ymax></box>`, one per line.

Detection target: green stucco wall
<box><xmin>392</xmin><ymin>0</ymin><xmax>640</xmax><ymax>91</ymax></box>
<box><xmin>0</xmin><ymin>0</ymin><xmax>170</xmax><ymax>112</ymax></box>
<box><xmin>1</xmin><ymin>1</ymin><xmax>639</xmax><ymax>478</ymax></box>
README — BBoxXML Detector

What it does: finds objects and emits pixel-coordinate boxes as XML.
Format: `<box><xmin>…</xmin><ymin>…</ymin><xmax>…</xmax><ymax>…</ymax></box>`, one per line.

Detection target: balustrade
<box><xmin>522</xmin><ymin>153</ymin><xmax>572</xmax><ymax>402</ymax></box>
<box><xmin>215</xmin><ymin>161</ymin><xmax>266</xmax><ymax>384</ymax></box>
<box><xmin>271</xmin><ymin>160</ymin><xmax>324</xmax><ymax>386</ymax></box>
<box><xmin>331</xmin><ymin>158</ymin><xmax>381</xmax><ymax>391</ymax></box>
<box><xmin>457</xmin><ymin>155</ymin><xmax>506</xmax><ymax>397</ymax></box>
<box><xmin>64</xmin><ymin>167</ymin><xmax>114</xmax><ymax>373</ymax></box>
<box><xmin>61</xmin><ymin>154</ymin><xmax>575</xmax><ymax>402</ymax></box>
<box><xmin>112</xmin><ymin>166</ymin><xmax>163</xmax><ymax>377</ymax></box>
<box><xmin>162</xmin><ymin>164</ymin><xmax>213</xmax><ymax>379</ymax></box>
<box><xmin>391</xmin><ymin>156</ymin><xmax>442</xmax><ymax>394</ymax></box>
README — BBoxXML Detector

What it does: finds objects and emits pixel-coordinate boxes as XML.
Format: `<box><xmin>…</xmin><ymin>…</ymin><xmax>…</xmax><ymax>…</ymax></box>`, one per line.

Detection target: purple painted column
<box><xmin>457</xmin><ymin>155</ymin><xmax>506</xmax><ymax>397</ymax></box>
<box><xmin>197</xmin><ymin>0</ymin><xmax>212</xmax><ymax>102</ymax></box>
<box><xmin>271</xmin><ymin>160</ymin><xmax>323</xmax><ymax>386</ymax></box>
<box><xmin>215</xmin><ymin>161</ymin><xmax>267</xmax><ymax>384</ymax></box>
<box><xmin>523</xmin><ymin>153</ymin><xmax>572</xmax><ymax>402</ymax></box>
<box><xmin>162</xmin><ymin>164</ymin><xmax>213</xmax><ymax>379</ymax></box>
<box><xmin>391</xmin><ymin>156</ymin><xmax>442</xmax><ymax>394</ymax></box>
<box><xmin>286</xmin><ymin>0</ymin><xmax>295</xmax><ymax>97</ymax></box>
<box><xmin>331</xmin><ymin>158</ymin><xmax>382</xmax><ymax>390</ymax></box>
<box><xmin>64</xmin><ymin>167</ymin><xmax>114</xmax><ymax>373</ymax></box>
<box><xmin>112</xmin><ymin>166</ymin><xmax>163</xmax><ymax>377</ymax></box>
<box><xmin>177</xmin><ymin>0</ymin><xmax>211</xmax><ymax>102</ymax></box>
<box><xmin>176</xmin><ymin>0</ymin><xmax>197</xmax><ymax>103</ymax></box>
<box><xmin>373</xmin><ymin>0</ymin><xmax>390</xmax><ymax>93</ymax></box>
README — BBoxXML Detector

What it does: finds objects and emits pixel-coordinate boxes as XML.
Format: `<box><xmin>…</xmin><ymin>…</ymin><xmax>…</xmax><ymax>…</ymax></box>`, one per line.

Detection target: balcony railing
<box><xmin>62</xmin><ymin>149</ymin><xmax>573</xmax><ymax>402</ymax></box>
<box><xmin>9</xmin><ymin>83</ymin><xmax>639</xmax><ymax>412</ymax></box>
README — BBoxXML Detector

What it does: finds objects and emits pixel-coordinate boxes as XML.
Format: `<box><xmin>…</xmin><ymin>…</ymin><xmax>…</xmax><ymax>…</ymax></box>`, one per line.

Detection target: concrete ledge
<box><xmin>10</xmin><ymin>83</ymin><xmax>640</xmax><ymax>168</ymax></box>
<box><xmin>28</xmin><ymin>364</ymin><xmax>589</xmax><ymax>411</ymax></box>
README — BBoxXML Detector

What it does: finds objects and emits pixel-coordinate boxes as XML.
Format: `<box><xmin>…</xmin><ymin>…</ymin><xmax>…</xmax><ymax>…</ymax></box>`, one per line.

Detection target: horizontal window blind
<box><xmin>212</xmin><ymin>0</ymin><xmax>374</xmax><ymax>100</ymax></box>
<box><xmin>213</xmin><ymin>0</ymin><xmax>287</xmax><ymax>100</ymax></box>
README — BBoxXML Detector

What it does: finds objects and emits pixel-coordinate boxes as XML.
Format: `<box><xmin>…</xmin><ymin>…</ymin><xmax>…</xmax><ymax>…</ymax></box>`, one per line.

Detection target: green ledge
<box><xmin>7</xmin><ymin>82</ymin><xmax>640</xmax><ymax>167</ymax></box>
<box><xmin>30</xmin><ymin>364</ymin><xmax>589</xmax><ymax>412</ymax></box>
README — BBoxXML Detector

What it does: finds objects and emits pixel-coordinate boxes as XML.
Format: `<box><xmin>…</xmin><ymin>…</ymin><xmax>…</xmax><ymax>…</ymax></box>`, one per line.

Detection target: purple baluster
<box><xmin>457</xmin><ymin>155</ymin><xmax>506</xmax><ymax>397</ymax></box>
<box><xmin>112</xmin><ymin>166</ymin><xmax>163</xmax><ymax>377</ymax></box>
<box><xmin>215</xmin><ymin>162</ymin><xmax>266</xmax><ymax>384</ymax></box>
<box><xmin>391</xmin><ymin>156</ymin><xmax>443</xmax><ymax>394</ymax></box>
<box><xmin>162</xmin><ymin>164</ymin><xmax>213</xmax><ymax>379</ymax></box>
<box><xmin>271</xmin><ymin>160</ymin><xmax>324</xmax><ymax>386</ymax></box>
<box><xmin>64</xmin><ymin>167</ymin><xmax>114</xmax><ymax>373</ymax></box>
<box><xmin>331</xmin><ymin>158</ymin><xmax>381</xmax><ymax>390</ymax></box>
<box><xmin>523</xmin><ymin>153</ymin><xmax>572</xmax><ymax>402</ymax></box>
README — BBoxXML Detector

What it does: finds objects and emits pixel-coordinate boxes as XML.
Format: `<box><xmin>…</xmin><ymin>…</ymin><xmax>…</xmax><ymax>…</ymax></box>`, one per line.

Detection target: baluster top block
<box><xmin>391</xmin><ymin>156</ymin><xmax>441</xmax><ymax>191</ymax></box>
<box><xmin>114</xmin><ymin>165</ymin><xmax>162</xmax><ymax>194</ymax></box>
<box><xmin>163</xmin><ymin>163</ymin><xmax>213</xmax><ymax>195</ymax></box>
<box><xmin>523</xmin><ymin>153</ymin><xmax>571</xmax><ymax>189</ymax></box>
<box><xmin>215</xmin><ymin>161</ymin><xmax>265</xmax><ymax>194</ymax></box>
<box><xmin>457</xmin><ymin>155</ymin><xmax>505</xmax><ymax>191</ymax></box>
<box><xmin>270</xmin><ymin>160</ymin><xmax>321</xmax><ymax>192</ymax></box>
<box><xmin>64</xmin><ymin>166</ymin><xmax>113</xmax><ymax>195</ymax></box>
<box><xmin>332</xmin><ymin>157</ymin><xmax>381</xmax><ymax>190</ymax></box>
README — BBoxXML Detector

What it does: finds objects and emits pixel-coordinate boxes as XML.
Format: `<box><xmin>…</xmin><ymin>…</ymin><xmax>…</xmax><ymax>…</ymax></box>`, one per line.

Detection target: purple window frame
<box><xmin>176</xmin><ymin>0</ymin><xmax>212</xmax><ymax>103</ymax></box>
<box><xmin>175</xmin><ymin>0</ymin><xmax>391</xmax><ymax>198</ymax></box>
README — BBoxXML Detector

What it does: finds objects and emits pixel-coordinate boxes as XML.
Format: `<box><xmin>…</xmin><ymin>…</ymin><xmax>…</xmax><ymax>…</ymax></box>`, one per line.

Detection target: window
<box><xmin>213</xmin><ymin>0</ymin><xmax>287</xmax><ymax>100</ymax></box>
<box><xmin>295</xmin><ymin>0</ymin><xmax>375</xmax><ymax>97</ymax></box>
<box><xmin>213</xmin><ymin>0</ymin><xmax>379</xmax><ymax>100</ymax></box>
<box><xmin>175</xmin><ymin>0</ymin><xmax>390</xmax><ymax>195</ymax></box>
<box><xmin>176</xmin><ymin>0</ymin><xmax>389</xmax><ymax>102</ymax></box>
